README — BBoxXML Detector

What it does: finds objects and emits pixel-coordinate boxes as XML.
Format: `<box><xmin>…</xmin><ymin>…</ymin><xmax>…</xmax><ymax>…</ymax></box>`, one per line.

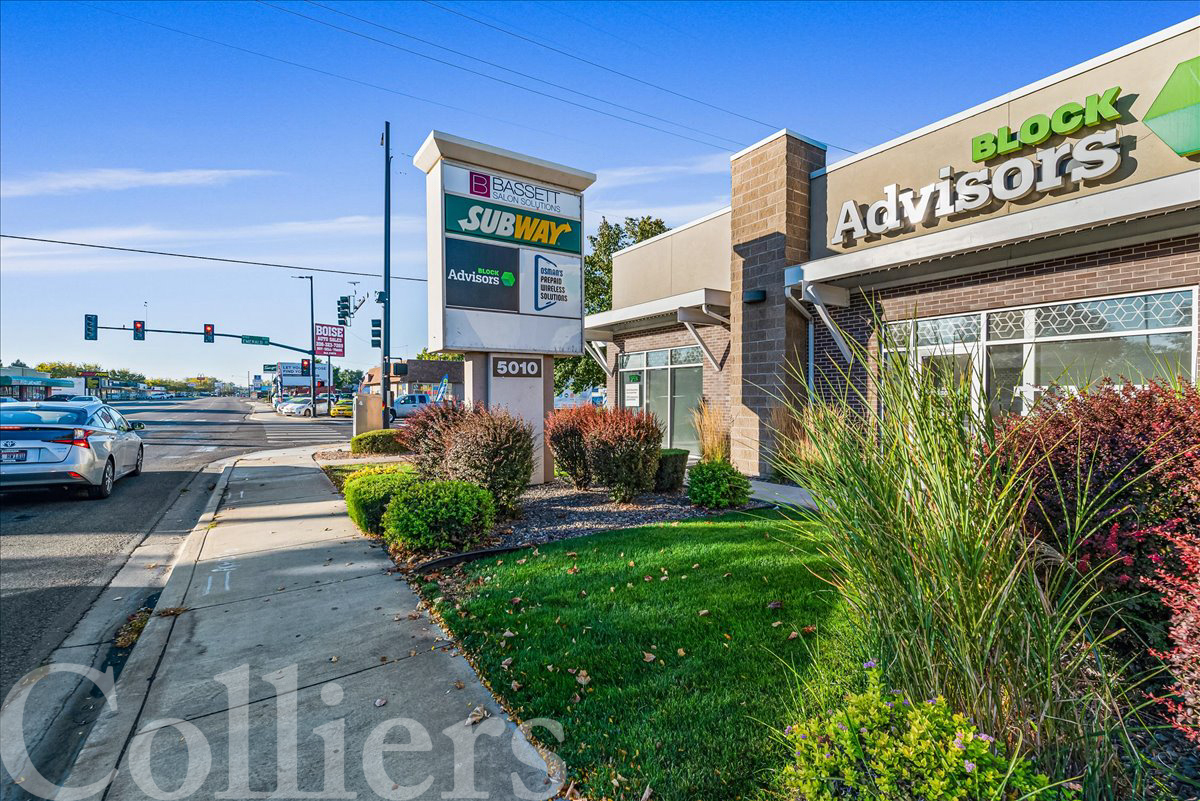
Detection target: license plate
<box><xmin>1</xmin><ymin>450</ymin><xmax>27</xmax><ymax>463</ymax></box>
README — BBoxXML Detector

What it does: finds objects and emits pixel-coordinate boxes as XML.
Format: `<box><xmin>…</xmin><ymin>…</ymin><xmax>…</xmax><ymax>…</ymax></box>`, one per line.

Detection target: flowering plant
<box><xmin>777</xmin><ymin>666</ymin><xmax>1077</xmax><ymax>800</ymax></box>
<box><xmin>1143</xmin><ymin>526</ymin><xmax>1200</xmax><ymax>745</ymax></box>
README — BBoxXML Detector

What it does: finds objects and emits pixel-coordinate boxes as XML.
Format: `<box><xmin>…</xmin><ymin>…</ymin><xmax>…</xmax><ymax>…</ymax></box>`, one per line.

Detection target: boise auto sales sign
<box><xmin>434</xmin><ymin>160</ymin><xmax>584</xmax><ymax>354</ymax></box>
<box><xmin>314</xmin><ymin>323</ymin><xmax>345</xmax><ymax>357</ymax></box>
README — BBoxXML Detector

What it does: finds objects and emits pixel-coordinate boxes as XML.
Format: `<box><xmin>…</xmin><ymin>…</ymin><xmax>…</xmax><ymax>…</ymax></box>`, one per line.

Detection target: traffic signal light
<box><xmin>391</xmin><ymin>362</ymin><xmax>408</xmax><ymax>377</ymax></box>
<box><xmin>203</xmin><ymin>323</ymin><xmax>215</xmax><ymax>343</ymax></box>
<box><xmin>133</xmin><ymin>320</ymin><xmax>145</xmax><ymax>341</ymax></box>
<box><xmin>84</xmin><ymin>314</ymin><xmax>98</xmax><ymax>341</ymax></box>
<box><xmin>370</xmin><ymin>319</ymin><xmax>382</xmax><ymax>349</ymax></box>
<box><xmin>337</xmin><ymin>296</ymin><xmax>351</xmax><ymax>326</ymax></box>
<box><xmin>300</xmin><ymin>359</ymin><xmax>311</xmax><ymax>376</ymax></box>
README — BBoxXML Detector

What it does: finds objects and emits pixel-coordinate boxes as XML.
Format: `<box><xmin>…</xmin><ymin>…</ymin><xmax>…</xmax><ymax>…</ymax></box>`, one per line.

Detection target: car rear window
<box><xmin>1</xmin><ymin>407</ymin><xmax>89</xmax><ymax>425</ymax></box>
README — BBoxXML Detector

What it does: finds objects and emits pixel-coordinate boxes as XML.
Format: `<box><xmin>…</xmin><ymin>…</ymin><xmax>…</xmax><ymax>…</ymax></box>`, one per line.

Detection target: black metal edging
<box><xmin>410</xmin><ymin>544</ymin><xmax>531</xmax><ymax>575</ymax></box>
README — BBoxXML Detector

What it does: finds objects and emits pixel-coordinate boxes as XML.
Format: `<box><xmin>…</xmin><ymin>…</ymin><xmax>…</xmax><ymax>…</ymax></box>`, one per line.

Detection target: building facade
<box><xmin>584</xmin><ymin>20</ymin><xmax>1200</xmax><ymax>475</ymax></box>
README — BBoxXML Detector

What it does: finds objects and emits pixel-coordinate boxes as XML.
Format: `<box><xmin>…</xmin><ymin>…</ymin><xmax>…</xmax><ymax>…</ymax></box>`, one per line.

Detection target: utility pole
<box><xmin>294</xmin><ymin>275</ymin><xmax>316</xmax><ymax>409</ymax></box>
<box><xmin>381</xmin><ymin>120</ymin><xmax>392</xmax><ymax>429</ymax></box>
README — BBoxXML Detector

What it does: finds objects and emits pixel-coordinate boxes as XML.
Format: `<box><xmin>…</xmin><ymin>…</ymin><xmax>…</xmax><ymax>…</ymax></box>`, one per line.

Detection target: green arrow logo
<box><xmin>501</xmin><ymin>271</ymin><xmax>515</xmax><ymax>287</ymax></box>
<box><xmin>1144</xmin><ymin>56</ymin><xmax>1200</xmax><ymax>157</ymax></box>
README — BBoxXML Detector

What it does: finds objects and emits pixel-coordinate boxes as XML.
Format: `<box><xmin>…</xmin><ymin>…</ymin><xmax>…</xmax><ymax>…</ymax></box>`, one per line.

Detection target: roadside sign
<box><xmin>263</xmin><ymin>364</ymin><xmax>277</xmax><ymax>372</ymax></box>
<box><xmin>435</xmin><ymin>374</ymin><xmax>449</xmax><ymax>402</ymax></box>
<box><xmin>314</xmin><ymin>323</ymin><xmax>345</xmax><ymax>357</ymax></box>
<box><xmin>78</xmin><ymin>370</ymin><xmax>109</xmax><ymax>377</ymax></box>
<box><xmin>241</xmin><ymin>335</ymin><xmax>270</xmax><ymax>346</ymax></box>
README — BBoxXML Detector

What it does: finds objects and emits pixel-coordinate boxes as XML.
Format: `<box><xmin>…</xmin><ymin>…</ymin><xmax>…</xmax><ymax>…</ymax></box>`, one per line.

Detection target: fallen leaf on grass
<box><xmin>692</xmin><ymin>563</ymin><xmax>700</xmax><ymax>569</ymax></box>
<box><xmin>771</xmin><ymin>621</ymin><xmax>783</xmax><ymax>627</ymax></box>
<box><xmin>576</xmin><ymin>670</ymin><xmax>591</xmax><ymax>686</ymax></box>
<box><xmin>502</xmin><ymin>630</ymin><xmax>516</xmax><ymax>638</ymax></box>
<box><xmin>510</xmin><ymin>597</ymin><xmax>522</xmax><ymax>605</ymax></box>
<box><xmin>566</xmin><ymin>565</ymin><xmax>579</xmax><ymax>575</ymax></box>
<box><xmin>466</xmin><ymin>706</ymin><xmax>489</xmax><ymax>725</ymax></box>
<box><xmin>642</xmin><ymin>652</ymin><xmax>656</xmax><ymax>662</ymax></box>
<box><xmin>723</xmin><ymin>572</ymin><xmax>732</xmax><ymax>578</ymax></box>
<box><xmin>511</xmin><ymin>680</ymin><xmax>522</xmax><ymax>691</ymax></box>
<box><xmin>698</xmin><ymin>609</ymin><xmax>710</xmax><ymax>617</ymax></box>
<box><xmin>516</xmin><ymin>558</ymin><xmax>527</xmax><ymax>565</ymax></box>
<box><xmin>676</xmin><ymin>648</ymin><xmax>686</xmax><ymax>657</ymax></box>
<box><xmin>501</xmin><ymin>657</ymin><xmax>513</xmax><ymax>670</ymax></box>
<box><xmin>803</xmin><ymin>625</ymin><xmax>817</xmax><ymax>634</ymax></box>
<box><xmin>767</xmin><ymin>600</ymin><xmax>783</xmax><ymax>610</ymax></box>
<box><xmin>643</xmin><ymin>575</ymin><xmax>653</xmax><ymax>582</ymax></box>
<box><xmin>788</xmin><ymin>631</ymin><xmax>799</xmax><ymax>640</ymax></box>
<box><xmin>567</xmin><ymin>551</ymin><xmax>578</xmax><ymax>558</ymax></box>
<box><xmin>641</xmin><ymin>786</ymin><xmax>654</xmax><ymax>801</ymax></box>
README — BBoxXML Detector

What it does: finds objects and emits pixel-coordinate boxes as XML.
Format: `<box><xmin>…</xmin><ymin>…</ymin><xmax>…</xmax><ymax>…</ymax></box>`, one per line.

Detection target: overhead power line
<box><xmin>258</xmin><ymin>1</ymin><xmax>735</xmax><ymax>151</ymax></box>
<box><xmin>422</xmin><ymin>0</ymin><xmax>859</xmax><ymax>155</ymax></box>
<box><xmin>304</xmin><ymin>0</ymin><xmax>747</xmax><ymax>149</ymax></box>
<box><xmin>74</xmin><ymin>1</ymin><xmax>579</xmax><ymax>147</ymax></box>
<box><xmin>423</xmin><ymin>0</ymin><xmax>779</xmax><ymax>132</ymax></box>
<box><xmin>0</xmin><ymin>235</ymin><xmax>427</xmax><ymax>282</ymax></box>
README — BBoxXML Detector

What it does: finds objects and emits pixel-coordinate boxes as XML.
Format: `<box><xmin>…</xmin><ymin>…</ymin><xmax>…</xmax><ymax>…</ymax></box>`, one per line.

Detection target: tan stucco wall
<box><xmin>611</xmin><ymin>210</ymin><xmax>732</xmax><ymax>308</ymax></box>
<box><xmin>814</xmin><ymin>26</ymin><xmax>1199</xmax><ymax>259</ymax></box>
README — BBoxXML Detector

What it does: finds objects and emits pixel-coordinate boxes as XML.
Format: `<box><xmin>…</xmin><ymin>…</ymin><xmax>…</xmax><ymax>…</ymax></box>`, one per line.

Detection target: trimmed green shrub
<box><xmin>350</xmin><ymin>429</ymin><xmax>407</xmax><ymax>455</ymax></box>
<box><xmin>398</xmin><ymin>401</ymin><xmax>472</xmax><ymax>480</ymax></box>
<box><xmin>382</xmin><ymin>480</ymin><xmax>495</xmax><ymax>552</ymax></box>
<box><xmin>778</xmin><ymin>666</ymin><xmax>1078</xmax><ymax>801</ymax></box>
<box><xmin>343</xmin><ymin>472</ymin><xmax>414</xmax><ymax>535</ymax></box>
<box><xmin>444</xmin><ymin>408</ymin><xmax>533</xmax><ymax>517</ymax></box>
<box><xmin>544</xmin><ymin>405</ymin><xmax>601</xmax><ymax>489</ymax></box>
<box><xmin>687</xmin><ymin>459</ymin><xmax>749</xmax><ymax>509</ymax></box>
<box><xmin>654</xmin><ymin>448</ymin><xmax>688</xmax><ymax>493</ymax></box>
<box><xmin>584</xmin><ymin>409</ymin><xmax>662</xmax><ymax>502</ymax></box>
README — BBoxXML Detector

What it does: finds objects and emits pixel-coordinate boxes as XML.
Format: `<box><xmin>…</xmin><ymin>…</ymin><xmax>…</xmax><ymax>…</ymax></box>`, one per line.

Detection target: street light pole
<box><xmin>294</xmin><ymin>275</ymin><xmax>316</xmax><ymax>410</ymax></box>
<box><xmin>381</xmin><ymin>120</ymin><xmax>392</xmax><ymax>430</ymax></box>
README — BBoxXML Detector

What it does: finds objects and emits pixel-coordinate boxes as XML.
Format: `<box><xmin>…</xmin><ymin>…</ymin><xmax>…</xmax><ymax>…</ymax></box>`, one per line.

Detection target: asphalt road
<box><xmin>0</xmin><ymin>396</ymin><xmax>352</xmax><ymax>698</ymax></box>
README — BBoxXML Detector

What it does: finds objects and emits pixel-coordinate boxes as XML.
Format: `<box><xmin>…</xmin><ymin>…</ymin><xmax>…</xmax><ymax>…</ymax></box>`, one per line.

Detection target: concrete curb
<box><xmin>62</xmin><ymin>459</ymin><xmax>237</xmax><ymax>801</ymax></box>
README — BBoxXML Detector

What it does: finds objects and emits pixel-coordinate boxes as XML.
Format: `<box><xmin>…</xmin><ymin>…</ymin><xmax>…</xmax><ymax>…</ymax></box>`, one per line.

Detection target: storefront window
<box><xmin>617</xmin><ymin>347</ymin><xmax>705</xmax><ymax>454</ymax></box>
<box><xmin>883</xmin><ymin>288</ymin><xmax>1196</xmax><ymax>417</ymax></box>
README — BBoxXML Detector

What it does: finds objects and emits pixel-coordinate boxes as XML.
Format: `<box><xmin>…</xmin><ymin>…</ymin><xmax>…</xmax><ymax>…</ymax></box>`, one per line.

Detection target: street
<box><xmin>0</xmin><ymin>396</ymin><xmax>351</xmax><ymax>699</ymax></box>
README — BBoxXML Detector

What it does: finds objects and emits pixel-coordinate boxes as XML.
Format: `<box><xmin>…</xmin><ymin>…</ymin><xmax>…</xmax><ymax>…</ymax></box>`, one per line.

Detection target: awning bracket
<box><xmin>584</xmin><ymin>341</ymin><xmax>613</xmax><ymax>377</ymax></box>
<box><xmin>683</xmin><ymin>321</ymin><xmax>722</xmax><ymax>371</ymax></box>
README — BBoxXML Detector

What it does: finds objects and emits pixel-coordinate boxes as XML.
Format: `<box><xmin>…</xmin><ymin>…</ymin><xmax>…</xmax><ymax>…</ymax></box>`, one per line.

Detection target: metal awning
<box><xmin>583</xmin><ymin>288</ymin><xmax>731</xmax><ymax>373</ymax></box>
<box><xmin>0</xmin><ymin>375</ymin><xmax>74</xmax><ymax>387</ymax></box>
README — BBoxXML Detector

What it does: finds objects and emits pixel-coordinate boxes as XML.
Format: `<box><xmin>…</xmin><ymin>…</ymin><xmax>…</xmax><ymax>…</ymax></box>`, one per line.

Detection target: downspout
<box><xmin>700</xmin><ymin>304</ymin><xmax>730</xmax><ymax>325</ymax></box>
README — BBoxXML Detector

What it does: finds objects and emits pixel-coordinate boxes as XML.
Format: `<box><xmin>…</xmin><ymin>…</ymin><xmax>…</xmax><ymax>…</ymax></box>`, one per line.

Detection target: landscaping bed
<box><xmin>417</xmin><ymin>509</ymin><xmax>860</xmax><ymax>801</ymax></box>
<box><xmin>321</xmin><ymin>461</ymin><xmax>413</xmax><ymax>492</ymax></box>
<box><xmin>493</xmin><ymin>478</ymin><xmax>751</xmax><ymax>549</ymax></box>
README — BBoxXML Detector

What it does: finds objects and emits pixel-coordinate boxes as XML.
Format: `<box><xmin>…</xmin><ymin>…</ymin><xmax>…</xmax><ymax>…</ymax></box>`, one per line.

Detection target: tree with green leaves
<box><xmin>555</xmin><ymin>215</ymin><xmax>668</xmax><ymax>394</ymax></box>
<box><xmin>34</xmin><ymin>361</ymin><xmax>105</xmax><ymax>378</ymax></box>
<box><xmin>415</xmin><ymin>348</ymin><xmax>463</xmax><ymax>361</ymax></box>
<box><xmin>334</xmin><ymin>367</ymin><xmax>364</xmax><ymax>389</ymax></box>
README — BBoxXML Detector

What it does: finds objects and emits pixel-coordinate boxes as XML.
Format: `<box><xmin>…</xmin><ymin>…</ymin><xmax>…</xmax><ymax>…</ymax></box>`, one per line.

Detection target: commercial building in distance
<box><xmin>585</xmin><ymin>19</ymin><xmax>1199</xmax><ymax>475</ymax></box>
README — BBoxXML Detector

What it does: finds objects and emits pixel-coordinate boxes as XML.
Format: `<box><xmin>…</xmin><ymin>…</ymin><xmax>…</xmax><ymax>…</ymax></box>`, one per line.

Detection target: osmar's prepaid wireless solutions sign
<box><xmin>415</xmin><ymin>133</ymin><xmax>595</xmax><ymax>356</ymax></box>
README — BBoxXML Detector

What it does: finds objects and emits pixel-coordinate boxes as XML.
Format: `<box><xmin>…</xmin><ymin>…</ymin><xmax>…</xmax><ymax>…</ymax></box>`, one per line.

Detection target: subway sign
<box><xmin>830</xmin><ymin>88</ymin><xmax>1128</xmax><ymax>246</ymax></box>
<box><xmin>445</xmin><ymin>194</ymin><xmax>581</xmax><ymax>255</ymax></box>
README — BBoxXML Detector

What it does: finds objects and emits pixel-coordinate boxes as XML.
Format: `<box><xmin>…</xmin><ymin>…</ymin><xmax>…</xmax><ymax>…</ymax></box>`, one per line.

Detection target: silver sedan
<box><xmin>0</xmin><ymin>401</ymin><xmax>145</xmax><ymax>499</ymax></box>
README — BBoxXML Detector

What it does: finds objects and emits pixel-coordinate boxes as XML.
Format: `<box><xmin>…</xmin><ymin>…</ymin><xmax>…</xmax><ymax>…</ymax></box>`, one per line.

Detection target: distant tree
<box><xmin>109</xmin><ymin>368</ymin><xmax>146</xmax><ymax>383</ymax></box>
<box><xmin>34</xmin><ymin>361</ymin><xmax>104</xmax><ymax>378</ymax></box>
<box><xmin>8</xmin><ymin>359</ymin><xmax>29</xmax><ymax>368</ymax></box>
<box><xmin>555</xmin><ymin>215</ymin><xmax>668</xmax><ymax>394</ymax></box>
<box><xmin>335</xmin><ymin>367</ymin><xmax>364</xmax><ymax>388</ymax></box>
<box><xmin>415</xmin><ymin>348</ymin><xmax>464</xmax><ymax>361</ymax></box>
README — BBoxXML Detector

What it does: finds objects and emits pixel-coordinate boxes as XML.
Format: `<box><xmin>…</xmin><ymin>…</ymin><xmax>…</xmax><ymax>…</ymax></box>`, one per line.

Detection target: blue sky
<box><xmin>1</xmin><ymin>0</ymin><xmax>1194</xmax><ymax>383</ymax></box>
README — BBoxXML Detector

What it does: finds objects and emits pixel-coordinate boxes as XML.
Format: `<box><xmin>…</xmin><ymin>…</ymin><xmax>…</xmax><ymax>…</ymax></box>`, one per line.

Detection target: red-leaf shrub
<box><xmin>444</xmin><ymin>407</ymin><xmax>533</xmax><ymax>517</ymax></box>
<box><xmin>997</xmin><ymin>380</ymin><xmax>1200</xmax><ymax>645</ymax></box>
<box><xmin>397</xmin><ymin>400</ymin><xmax>472</xmax><ymax>480</ymax></box>
<box><xmin>584</xmin><ymin>408</ymin><xmax>663</xmax><ymax>502</ymax></box>
<box><xmin>545</xmin><ymin>405</ymin><xmax>602</xmax><ymax>489</ymax></box>
<box><xmin>1143</xmin><ymin>526</ymin><xmax>1200</xmax><ymax>745</ymax></box>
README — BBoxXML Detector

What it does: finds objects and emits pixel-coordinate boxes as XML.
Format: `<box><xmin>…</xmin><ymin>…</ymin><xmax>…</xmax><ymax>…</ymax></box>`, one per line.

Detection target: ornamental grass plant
<box><xmin>768</xmin><ymin>323</ymin><xmax>1168</xmax><ymax>799</ymax></box>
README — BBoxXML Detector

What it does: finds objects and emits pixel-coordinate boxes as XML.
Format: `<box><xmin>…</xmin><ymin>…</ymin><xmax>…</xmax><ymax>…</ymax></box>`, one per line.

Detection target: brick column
<box><xmin>729</xmin><ymin>132</ymin><xmax>825</xmax><ymax>476</ymax></box>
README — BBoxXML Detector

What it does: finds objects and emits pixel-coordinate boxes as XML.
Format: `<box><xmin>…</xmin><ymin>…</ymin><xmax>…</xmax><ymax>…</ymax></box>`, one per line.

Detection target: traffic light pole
<box><xmin>381</xmin><ymin>120</ymin><xmax>392</xmax><ymax>430</ymax></box>
<box><xmin>92</xmin><ymin>324</ymin><xmax>313</xmax><ymax>355</ymax></box>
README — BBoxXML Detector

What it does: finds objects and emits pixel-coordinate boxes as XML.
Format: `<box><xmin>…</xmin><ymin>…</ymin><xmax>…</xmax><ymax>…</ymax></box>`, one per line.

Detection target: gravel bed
<box><xmin>493</xmin><ymin>478</ymin><xmax>753</xmax><ymax>548</ymax></box>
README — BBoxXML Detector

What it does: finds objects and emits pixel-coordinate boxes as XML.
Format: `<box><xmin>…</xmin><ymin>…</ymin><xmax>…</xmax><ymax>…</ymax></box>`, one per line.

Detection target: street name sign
<box><xmin>241</xmin><ymin>335</ymin><xmax>270</xmax><ymax>346</ymax></box>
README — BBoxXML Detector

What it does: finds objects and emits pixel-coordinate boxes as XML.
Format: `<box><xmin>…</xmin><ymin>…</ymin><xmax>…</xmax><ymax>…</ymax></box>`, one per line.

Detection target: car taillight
<box><xmin>51</xmin><ymin>428</ymin><xmax>93</xmax><ymax>448</ymax></box>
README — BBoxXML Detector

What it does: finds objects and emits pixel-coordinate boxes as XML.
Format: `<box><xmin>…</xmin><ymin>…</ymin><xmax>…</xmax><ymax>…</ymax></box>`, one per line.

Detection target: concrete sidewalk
<box><xmin>65</xmin><ymin>446</ymin><xmax>560</xmax><ymax>800</ymax></box>
<box><xmin>748</xmin><ymin>478</ymin><xmax>816</xmax><ymax>510</ymax></box>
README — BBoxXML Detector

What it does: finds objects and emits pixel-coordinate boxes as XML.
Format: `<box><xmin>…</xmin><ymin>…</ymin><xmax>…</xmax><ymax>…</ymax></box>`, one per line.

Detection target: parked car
<box><xmin>272</xmin><ymin>395</ymin><xmax>292</xmax><ymax>412</ymax></box>
<box><xmin>330</xmin><ymin>398</ymin><xmax>354</xmax><ymax>418</ymax></box>
<box><xmin>0</xmin><ymin>397</ymin><xmax>14</xmax><ymax>403</ymax></box>
<box><xmin>282</xmin><ymin>399</ymin><xmax>329</xmax><ymax>417</ymax></box>
<box><xmin>45</xmin><ymin>393</ymin><xmax>76</xmax><ymax>402</ymax></box>
<box><xmin>390</xmin><ymin>393</ymin><xmax>432</xmax><ymax>421</ymax></box>
<box><xmin>0</xmin><ymin>401</ymin><xmax>145</xmax><ymax>499</ymax></box>
<box><xmin>69</xmin><ymin>395</ymin><xmax>102</xmax><ymax>403</ymax></box>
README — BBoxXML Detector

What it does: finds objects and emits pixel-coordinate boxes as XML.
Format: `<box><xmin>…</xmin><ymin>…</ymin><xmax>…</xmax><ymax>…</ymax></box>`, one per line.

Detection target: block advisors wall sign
<box><xmin>445</xmin><ymin>237</ymin><xmax>520</xmax><ymax>313</ymax></box>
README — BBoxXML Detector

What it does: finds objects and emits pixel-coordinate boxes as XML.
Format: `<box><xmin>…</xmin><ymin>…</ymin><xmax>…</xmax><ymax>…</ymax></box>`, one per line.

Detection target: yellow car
<box><xmin>330</xmin><ymin>399</ymin><xmax>354</xmax><ymax>418</ymax></box>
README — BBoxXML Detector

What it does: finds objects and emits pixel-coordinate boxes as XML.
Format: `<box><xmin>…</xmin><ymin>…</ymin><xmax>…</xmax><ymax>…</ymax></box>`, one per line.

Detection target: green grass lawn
<box><xmin>422</xmin><ymin>510</ymin><xmax>862</xmax><ymax>801</ymax></box>
<box><xmin>321</xmin><ymin>461</ymin><xmax>412</xmax><ymax>492</ymax></box>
